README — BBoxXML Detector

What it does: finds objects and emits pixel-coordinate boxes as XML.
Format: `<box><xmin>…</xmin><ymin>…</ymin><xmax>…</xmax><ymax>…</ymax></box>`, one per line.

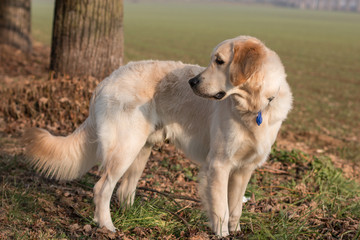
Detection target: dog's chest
<box><xmin>230</xmin><ymin>131</ymin><xmax>272</xmax><ymax>168</ymax></box>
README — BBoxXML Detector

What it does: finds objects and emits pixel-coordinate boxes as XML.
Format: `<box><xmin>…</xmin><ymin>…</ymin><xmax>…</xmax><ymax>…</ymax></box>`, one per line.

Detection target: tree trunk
<box><xmin>50</xmin><ymin>0</ymin><xmax>124</xmax><ymax>80</ymax></box>
<box><xmin>0</xmin><ymin>0</ymin><xmax>31</xmax><ymax>52</ymax></box>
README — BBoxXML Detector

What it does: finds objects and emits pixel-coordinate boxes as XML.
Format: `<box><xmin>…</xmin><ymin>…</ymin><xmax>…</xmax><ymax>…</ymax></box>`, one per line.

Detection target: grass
<box><xmin>112</xmin><ymin>197</ymin><xmax>206</xmax><ymax>237</ymax></box>
<box><xmin>240</xmin><ymin>148</ymin><xmax>360</xmax><ymax>239</ymax></box>
<box><xmin>0</xmin><ymin>152</ymin><xmax>207</xmax><ymax>239</ymax></box>
<box><xmin>1</xmin><ymin>148</ymin><xmax>359</xmax><ymax>238</ymax></box>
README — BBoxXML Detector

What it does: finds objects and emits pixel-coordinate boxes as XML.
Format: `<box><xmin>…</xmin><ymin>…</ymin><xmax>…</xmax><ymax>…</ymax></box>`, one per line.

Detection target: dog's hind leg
<box><xmin>93</xmin><ymin>116</ymin><xmax>151</xmax><ymax>231</ymax></box>
<box><xmin>116</xmin><ymin>143</ymin><xmax>152</xmax><ymax>207</ymax></box>
<box><xmin>93</xmin><ymin>141</ymin><xmax>149</xmax><ymax>231</ymax></box>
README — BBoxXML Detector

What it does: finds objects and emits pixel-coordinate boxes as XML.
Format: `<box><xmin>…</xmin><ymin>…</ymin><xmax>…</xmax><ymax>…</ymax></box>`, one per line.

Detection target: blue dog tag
<box><xmin>256</xmin><ymin>111</ymin><xmax>262</xmax><ymax>126</ymax></box>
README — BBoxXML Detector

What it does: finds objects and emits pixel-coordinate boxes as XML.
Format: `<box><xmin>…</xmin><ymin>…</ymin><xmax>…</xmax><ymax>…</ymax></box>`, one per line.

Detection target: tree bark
<box><xmin>50</xmin><ymin>0</ymin><xmax>124</xmax><ymax>80</ymax></box>
<box><xmin>0</xmin><ymin>0</ymin><xmax>32</xmax><ymax>52</ymax></box>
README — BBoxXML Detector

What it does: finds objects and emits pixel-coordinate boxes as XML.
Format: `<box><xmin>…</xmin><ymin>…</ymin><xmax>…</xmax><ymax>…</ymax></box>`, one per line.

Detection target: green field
<box><xmin>32</xmin><ymin>0</ymin><xmax>360</xmax><ymax>161</ymax></box>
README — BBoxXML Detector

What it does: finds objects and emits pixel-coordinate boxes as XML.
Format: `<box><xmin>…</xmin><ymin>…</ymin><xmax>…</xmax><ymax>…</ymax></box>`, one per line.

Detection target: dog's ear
<box><xmin>230</xmin><ymin>40</ymin><xmax>266</xmax><ymax>86</ymax></box>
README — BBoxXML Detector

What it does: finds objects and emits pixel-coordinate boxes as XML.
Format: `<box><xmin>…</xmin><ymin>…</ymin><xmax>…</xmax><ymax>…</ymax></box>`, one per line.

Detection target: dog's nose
<box><xmin>213</xmin><ymin>91</ymin><xmax>226</xmax><ymax>100</ymax></box>
<box><xmin>188</xmin><ymin>76</ymin><xmax>200</xmax><ymax>88</ymax></box>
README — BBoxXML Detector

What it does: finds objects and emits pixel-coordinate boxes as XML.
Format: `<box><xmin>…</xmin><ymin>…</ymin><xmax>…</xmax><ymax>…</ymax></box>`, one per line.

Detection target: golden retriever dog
<box><xmin>24</xmin><ymin>36</ymin><xmax>292</xmax><ymax>237</ymax></box>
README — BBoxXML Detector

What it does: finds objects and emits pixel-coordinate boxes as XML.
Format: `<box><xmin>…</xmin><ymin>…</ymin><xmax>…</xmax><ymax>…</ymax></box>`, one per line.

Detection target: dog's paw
<box><xmin>99</xmin><ymin>221</ymin><xmax>116</xmax><ymax>232</ymax></box>
<box><xmin>93</xmin><ymin>211</ymin><xmax>100</xmax><ymax>224</ymax></box>
<box><xmin>211</xmin><ymin>218</ymin><xmax>230</xmax><ymax>237</ymax></box>
<box><xmin>214</xmin><ymin>225</ymin><xmax>229</xmax><ymax>238</ymax></box>
<box><xmin>229</xmin><ymin>221</ymin><xmax>241</xmax><ymax>233</ymax></box>
<box><xmin>117</xmin><ymin>188</ymin><xmax>135</xmax><ymax>207</ymax></box>
<box><xmin>216</xmin><ymin>230</ymin><xmax>229</xmax><ymax>238</ymax></box>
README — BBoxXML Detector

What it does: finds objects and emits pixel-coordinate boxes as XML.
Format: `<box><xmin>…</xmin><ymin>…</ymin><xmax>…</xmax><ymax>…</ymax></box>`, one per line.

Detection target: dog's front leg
<box><xmin>227</xmin><ymin>167</ymin><xmax>253</xmax><ymax>232</ymax></box>
<box><xmin>205</xmin><ymin>161</ymin><xmax>232</xmax><ymax>237</ymax></box>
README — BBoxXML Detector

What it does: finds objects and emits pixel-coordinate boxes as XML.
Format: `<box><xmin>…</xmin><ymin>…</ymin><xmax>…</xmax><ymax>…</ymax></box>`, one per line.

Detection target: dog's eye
<box><xmin>215</xmin><ymin>57</ymin><xmax>225</xmax><ymax>65</ymax></box>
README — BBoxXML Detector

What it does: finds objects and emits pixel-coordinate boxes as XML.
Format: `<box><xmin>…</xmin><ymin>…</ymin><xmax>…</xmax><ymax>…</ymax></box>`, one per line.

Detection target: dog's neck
<box><xmin>230</xmin><ymin>86</ymin><xmax>280</xmax><ymax>126</ymax></box>
<box><xmin>256</xmin><ymin>92</ymin><xmax>278</xmax><ymax>126</ymax></box>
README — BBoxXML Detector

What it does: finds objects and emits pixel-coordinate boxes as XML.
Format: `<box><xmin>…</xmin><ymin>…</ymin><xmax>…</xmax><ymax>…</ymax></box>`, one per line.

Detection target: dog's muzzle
<box><xmin>188</xmin><ymin>75</ymin><xmax>226</xmax><ymax>100</ymax></box>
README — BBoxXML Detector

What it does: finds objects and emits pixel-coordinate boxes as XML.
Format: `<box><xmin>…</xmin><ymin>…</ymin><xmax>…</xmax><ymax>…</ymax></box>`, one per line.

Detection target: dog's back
<box><xmin>24</xmin><ymin>60</ymin><xmax>203</xmax><ymax>180</ymax></box>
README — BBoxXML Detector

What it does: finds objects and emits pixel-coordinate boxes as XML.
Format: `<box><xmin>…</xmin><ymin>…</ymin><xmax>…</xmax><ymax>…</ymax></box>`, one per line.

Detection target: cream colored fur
<box><xmin>24</xmin><ymin>36</ymin><xmax>292</xmax><ymax>237</ymax></box>
<box><xmin>24</xmin><ymin>119</ymin><xmax>98</xmax><ymax>181</ymax></box>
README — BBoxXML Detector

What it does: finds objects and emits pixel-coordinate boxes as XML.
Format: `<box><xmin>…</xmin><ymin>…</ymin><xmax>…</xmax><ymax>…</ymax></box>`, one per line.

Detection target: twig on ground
<box><xmin>176</xmin><ymin>203</ymin><xmax>192</xmax><ymax>214</ymax></box>
<box><xmin>153</xmin><ymin>204</ymin><xmax>191</xmax><ymax>230</ymax></box>
<box><xmin>137</xmin><ymin>186</ymin><xmax>200</xmax><ymax>203</ymax></box>
<box><xmin>73</xmin><ymin>180</ymin><xmax>93</xmax><ymax>190</ymax></box>
<box><xmin>137</xmin><ymin>187</ymin><xmax>181</xmax><ymax>207</ymax></box>
<box><xmin>257</xmin><ymin>166</ymin><xmax>290</xmax><ymax>175</ymax></box>
<box><xmin>260</xmin><ymin>185</ymin><xmax>315</xmax><ymax>195</ymax></box>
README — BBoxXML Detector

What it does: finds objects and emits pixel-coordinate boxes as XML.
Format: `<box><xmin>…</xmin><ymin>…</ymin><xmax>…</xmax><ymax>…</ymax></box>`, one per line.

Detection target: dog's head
<box><xmin>188</xmin><ymin>36</ymin><xmax>266</xmax><ymax>100</ymax></box>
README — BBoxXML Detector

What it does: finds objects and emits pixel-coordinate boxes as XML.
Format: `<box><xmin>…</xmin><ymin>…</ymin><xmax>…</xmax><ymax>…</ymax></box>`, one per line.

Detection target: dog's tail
<box><xmin>24</xmin><ymin>118</ymin><xmax>98</xmax><ymax>181</ymax></box>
